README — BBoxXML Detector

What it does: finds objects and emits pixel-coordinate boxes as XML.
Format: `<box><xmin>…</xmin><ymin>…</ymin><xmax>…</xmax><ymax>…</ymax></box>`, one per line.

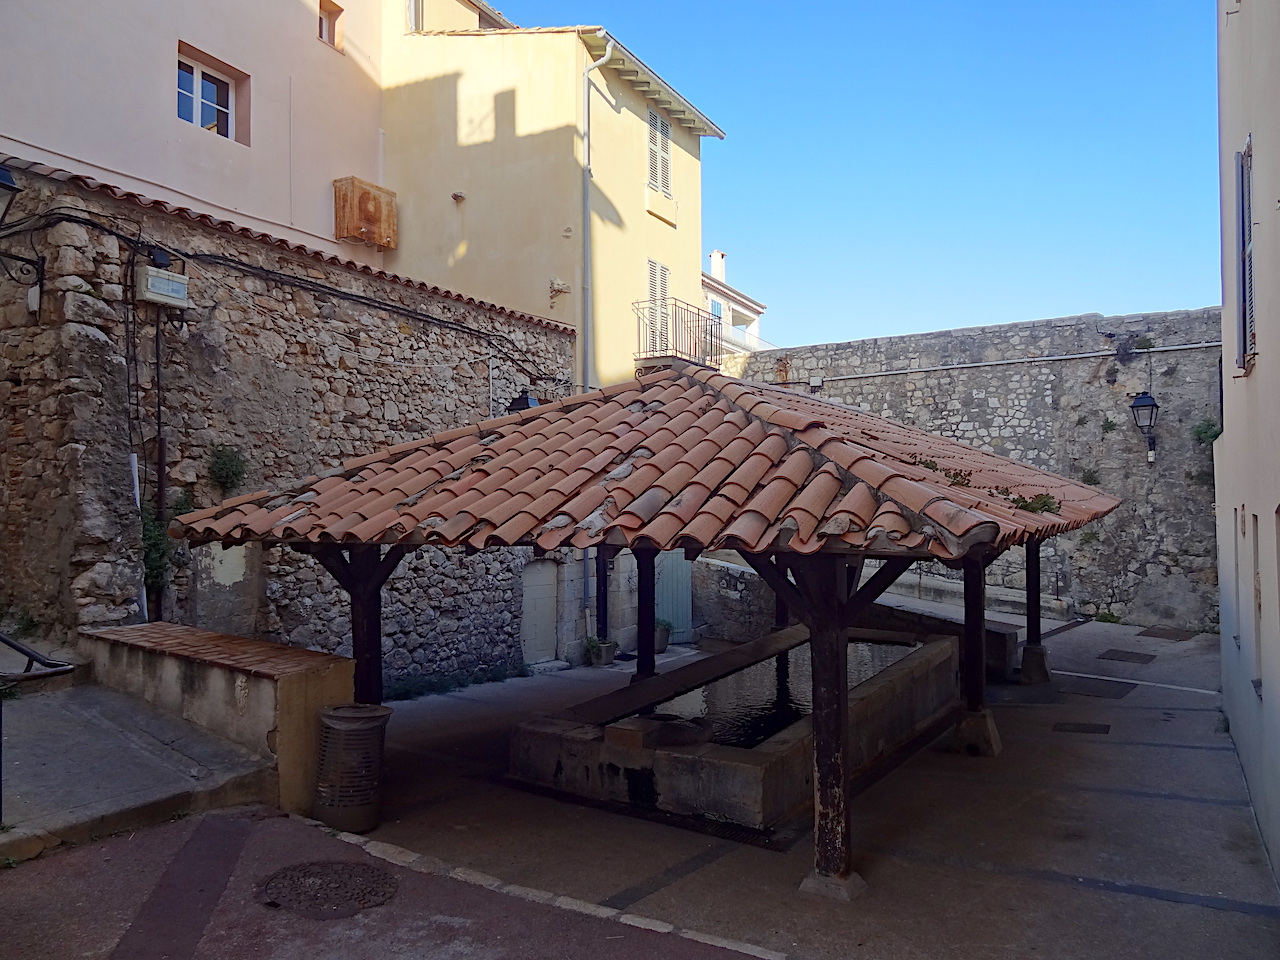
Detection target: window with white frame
<box><xmin>319</xmin><ymin>0</ymin><xmax>343</xmax><ymax>47</ymax></box>
<box><xmin>406</xmin><ymin>0</ymin><xmax>424</xmax><ymax>32</ymax></box>
<box><xmin>648</xmin><ymin>109</ymin><xmax>672</xmax><ymax>197</ymax></box>
<box><xmin>709</xmin><ymin>298</ymin><xmax>723</xmax><ymax>320</ymax></box>
<box><xmin>1237</xmin><ymin>137</ymin><xmax>1256</xmax><ymax>369</ymax></box>
<box><xmin>178</xmin><ymin>58</ymin><xmax>233</xmax><ymax>138</ymax></box>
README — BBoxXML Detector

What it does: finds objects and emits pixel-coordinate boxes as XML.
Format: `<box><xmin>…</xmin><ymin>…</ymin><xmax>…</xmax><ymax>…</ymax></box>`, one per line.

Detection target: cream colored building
<box><xmin>703</xmin><ymin>250</ymin><xmax>773</xmax><ymax>356</ymax></box>
<box><xmin>1217</xmin><ymin>0</ymin><xmax>1280</xmax><ymax>869</ymax></box>
<box><xmin>381</xmin><ymin>20</ymin><xmax>723</xmax><ymax>388</ymax></box>
<box><xmin>1</xmin><ymin>0</ymin><xmax>723</xmax><ymax>389</ymax></box>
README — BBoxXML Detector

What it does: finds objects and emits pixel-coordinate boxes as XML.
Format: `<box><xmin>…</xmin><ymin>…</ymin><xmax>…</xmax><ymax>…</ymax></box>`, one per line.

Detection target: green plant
<box><xmin>1135</xmin><ymin>335</ymin><xmax>1156</xmax><ymax>350</ymax></box>
<box><xmin>170</xmin><ymin>488</ymin><xmax>197</xmax><ymax>517</ymax></box>
<box><xmin>1080</xmin><ymin>467</ymin><xmax>1101</xmax><ymax>486</ymax></box>
<box><xmin>209</xmin><ymin>445</ymin><xmax>248</xmax><ymax>492</ymax></box>
<box><xmin>1079</xmin><ymin>530</ymin><xmax>1100</xmax><ymax>545</ymax></box>
<box><xmin>1192</xmin><ymin>419</ymin><xmax>1223</xmax><ymax>445</ymax></box>
<box><xmin>1101</xmin><ymin>417</ymin><xmax>1117</xmax><ymax>434</ymax></box>
<box><xmin>583</xmin><ymin>636</ymin><xmax>602</xmax><ymax>658</ymax></box>
<box><xmin>1009</xmin><ymin>493</ymin><xmax>1060</xmax><ymax>514</ymax></box>
<box><xmin>913</xmin><ymin>457</ymin><xmax>940</xmax><ymax>472</ymax></box>
<box><xmin>12</xmin><ymin>611</ymin><xmax>39</xmax><ymax>639</ymax></box>
<box><xmin>2</xmin><ymin>857</ymin><xmax>19</xmax><ymax>869</ymax></box>
<box><xmin>1095</xmin><ymin>611</ymin><xmax>1122</xmax><ymax>624</ymax></box>
<box><xmin>1104</xmin><ymin>364</ymin><xmax>1120</xmax><ymax>383</ymax></box>
<box><xmin>942</xmin><ymin>466</ymin><xmax>972</xmax><ymax>488</ymax></box>
<box><xmin>0</xmin><ymin>822</ymin><xmax>13</xmax><ymax>833</ymax></box>
<box><xmin>141</xmin><ymin>500</ymin><xmax>172</xmax><ymax>590</ymax></box>
<box><xmin>1185</xmin><ymin>468</ymin><xmax>1215</xmax><ymax>488</ymax></box>
<box><xmin>655</xmin><ymin>618</ymin><xmax>673</xmax><ymax>631</ymax></box>
<box><xmin>1075</xmin><ymin>414</ymin><xmax>1089</xmax><ymax>427</ymax></box>
<box><xmin>0</xmin><ymin>685</ymin><xmax>19</xmax><ymax>701</ymax></box>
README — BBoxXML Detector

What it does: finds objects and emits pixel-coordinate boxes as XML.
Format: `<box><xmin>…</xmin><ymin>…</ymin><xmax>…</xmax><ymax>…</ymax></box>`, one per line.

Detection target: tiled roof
<box><xmin>1</xmin><ymin>155</ymin><xmax>574</xmax><ymax>336</ymax></box>
<box><xmin>172</xmin><ymin>364</ymin><xmax>1120</xmax><ymax>560</ymax></box>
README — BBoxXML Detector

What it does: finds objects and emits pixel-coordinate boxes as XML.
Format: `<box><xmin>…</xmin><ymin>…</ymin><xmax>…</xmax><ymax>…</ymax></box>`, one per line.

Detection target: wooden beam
<box><xmin>738</xmin><ymin>552</ymin><xmax>806</xmax><ymax>616</ymax></box>
<box><xmin>595</xmin><ymin>547</ymin><xmax>610</xmax><ymax>641</ymax></box>
<box><xmin>1025</xmin><ymin>539</ymin><xmax>1042</xmax><ymax>648</ymax></box>
<box><xmin>962</xmin><ymin>557</ymin><xmax>987</xmax><ymax>712</ymax></box>
<box><xmin>634</xmin><ymin>546</ymin><xmax>658</xmax><ymax>682</ymax></box>
<box><xmin>838</xmin><ymin>557</ymin><xmax>914</xmax><ymax>628</ymax></box>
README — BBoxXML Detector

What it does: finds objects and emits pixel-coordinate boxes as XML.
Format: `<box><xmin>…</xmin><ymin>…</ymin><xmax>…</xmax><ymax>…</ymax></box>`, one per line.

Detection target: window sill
<box><xmin>646</xmin><ymin>188</ymin><xmax>677</xmax><ymax>227</ymax></box>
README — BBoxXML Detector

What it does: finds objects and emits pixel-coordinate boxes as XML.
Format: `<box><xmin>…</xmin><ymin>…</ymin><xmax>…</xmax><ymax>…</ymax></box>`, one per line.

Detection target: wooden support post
<box><xmin>954</xmin><ymin>555</ymin><xmax>1002</xmax><ymax>756</ymax></box>
<box><xmin>307</xmin><ymin>543</ymin><xmax>410</xmax><ymax>705</ymax></box>
<box><xmin>1021</xmin><ymin>539</ymin><xmax>1051</xmax><ymax>684</ymax></box>
<box><xmin>595</xmin><ymin>547</ymin><xmax>610</xmax><ymax>641</ymax></box>
<box><xmin>634</xmin><ymin>546</ymin><xmax>658</xmax><ymax>682</ymax></box>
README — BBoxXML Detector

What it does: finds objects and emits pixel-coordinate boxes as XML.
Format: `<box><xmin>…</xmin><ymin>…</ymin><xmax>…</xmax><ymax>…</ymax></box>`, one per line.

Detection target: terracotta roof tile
<box><xmin>173</xmin><ymin>363</ymin><xmax>1121</xmax><ymax>559</ymax></box>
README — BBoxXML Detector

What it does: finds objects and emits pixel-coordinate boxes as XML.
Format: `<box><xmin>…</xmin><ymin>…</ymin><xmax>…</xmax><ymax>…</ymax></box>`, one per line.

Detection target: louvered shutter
<box><xmin>646</xmin><ymin>260</ymin><xmax>670</xmax><ymax>353</ymax></box>
<box><xmin>659</xmin><ymin>116</ymin><xmax>672</xmax><ymax>197</ymax></box>
<box><xmin>1237</xmin><ymin>144</ymin><xmax>1256</xmax><ymax>368</ymax></box>
<box><xmin>648</xmin><ymin>110</ymin><xmax>661</xmax><ymax>191</ymax></box>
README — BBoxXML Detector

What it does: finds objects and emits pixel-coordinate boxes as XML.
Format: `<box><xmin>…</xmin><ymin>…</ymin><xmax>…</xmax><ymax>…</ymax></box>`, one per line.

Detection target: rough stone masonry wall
<box><xmin>0</xmin><ymin>169</ymin><xmax>575</xmax><ymax>681</ymax></box>
<box><xmin>724</xmin><ymin>310</ymin><xmax>1223</xmax><ymax>631</ymax></box>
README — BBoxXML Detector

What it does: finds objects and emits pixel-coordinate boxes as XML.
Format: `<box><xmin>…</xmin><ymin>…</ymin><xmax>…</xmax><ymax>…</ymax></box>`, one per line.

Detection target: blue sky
<box><xmin>496</xmin><ymin>1</ymin><xmax>1221</xmax><ymax>347</ymax></box>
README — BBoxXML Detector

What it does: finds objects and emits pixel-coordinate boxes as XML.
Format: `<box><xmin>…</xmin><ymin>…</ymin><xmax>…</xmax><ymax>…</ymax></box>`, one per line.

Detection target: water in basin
<box><xmin>657</xmin><ymin>642</ymin><xmax>916</xmax><ymax>748</ymax></box>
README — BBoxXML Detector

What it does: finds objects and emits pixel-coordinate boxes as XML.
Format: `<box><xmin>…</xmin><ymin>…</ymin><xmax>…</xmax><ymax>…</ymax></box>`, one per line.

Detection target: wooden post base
<box><xmin>1020</xmin><ymin>644</ymin><xmax>1051</xmax><ymax>685</ymax></box>
<box><xmin>799</xmin><ymin>869</ymin><xmax>868</xmax><ymax>901</ymax></box>
<box><xmin>951</xmin><ymin>708</ymin><xmax>1002</xmax><ymax>757</ymax></box>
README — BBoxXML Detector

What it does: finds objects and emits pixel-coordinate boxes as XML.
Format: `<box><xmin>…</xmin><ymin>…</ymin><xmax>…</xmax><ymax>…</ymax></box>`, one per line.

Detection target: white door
<box><xmin>520</xmin><ymin>560</ymin><xmax>558</xmax><ymax>664</ymax></box>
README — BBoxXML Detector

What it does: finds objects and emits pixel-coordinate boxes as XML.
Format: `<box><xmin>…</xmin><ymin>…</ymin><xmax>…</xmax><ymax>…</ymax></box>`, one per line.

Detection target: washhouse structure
<box><xmin>172</xmin><ymin>363</ymin><xmax>1119</xmax><ymax>898</ymax></box>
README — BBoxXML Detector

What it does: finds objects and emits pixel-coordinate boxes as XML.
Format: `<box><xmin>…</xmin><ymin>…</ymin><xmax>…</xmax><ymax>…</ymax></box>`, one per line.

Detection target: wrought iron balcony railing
<box><xmin>634</xmin><ymin>298</ymin><xmax>724</xmax><ymax>370</ymax></box>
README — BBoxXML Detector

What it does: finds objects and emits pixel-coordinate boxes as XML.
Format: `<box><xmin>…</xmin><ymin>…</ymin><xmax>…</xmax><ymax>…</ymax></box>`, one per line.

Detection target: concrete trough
<box><xmin>509</xmin><ymin>639</ymin><xmax>959</xmax><ymax>830</ymax></box>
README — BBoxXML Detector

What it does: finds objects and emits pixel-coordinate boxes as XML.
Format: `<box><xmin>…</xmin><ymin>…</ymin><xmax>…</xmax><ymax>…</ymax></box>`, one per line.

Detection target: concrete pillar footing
<box><xmin>1020</xmin><ymin>644</ymin><xmax>1051</xmax><ymax>685</ymax></box>
<box><xmin>799</xmin><ymin>869</ymin><xmax>868</xmax><ymax>901</ymax></box>
<box><xmin>951</xmin><ymin>708</ymin><xmax>1002</xmax><ymax>757</ymax></box>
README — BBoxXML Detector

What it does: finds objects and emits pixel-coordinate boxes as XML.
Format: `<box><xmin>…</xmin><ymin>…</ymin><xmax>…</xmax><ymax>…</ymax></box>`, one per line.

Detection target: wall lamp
<box><xmin>0</xmin><ymin>165</ymin><xmax>43</xmax><ymax>286</ymax></box>
<box><xmin>1129</xmin><ymin>391</ymin><xmax>1159</xmax><ymax>463</ymax></box>
<box><xmin>506</xmin><ymin>389</ymin><xmax>540</xmax><ymax>413</ymax></box>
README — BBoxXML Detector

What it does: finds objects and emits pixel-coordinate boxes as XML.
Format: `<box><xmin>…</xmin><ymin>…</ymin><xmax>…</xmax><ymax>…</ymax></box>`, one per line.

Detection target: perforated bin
<box><xmin>312</xmin><ymin>703</ymin><xmax>394</xmax><ymax>833</ymax></box>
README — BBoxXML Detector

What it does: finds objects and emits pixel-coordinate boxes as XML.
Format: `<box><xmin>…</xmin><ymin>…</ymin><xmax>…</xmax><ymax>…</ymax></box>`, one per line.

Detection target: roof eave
<box><xmin>702</xmin><ymin>273</ymin><xmax>767</xmax><ymax>313</ymax></box>
<box><xmin>582</xmin><ymin>30</ymin><xmax>726</xmax><ymax>140</ymax></box>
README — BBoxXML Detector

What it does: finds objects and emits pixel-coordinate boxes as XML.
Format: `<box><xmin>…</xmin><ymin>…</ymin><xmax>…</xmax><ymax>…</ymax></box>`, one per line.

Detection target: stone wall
<box><xmin>0</xmin><ymin>167</ymin><xmax>575</xmax><ymax>681</ymax></box>
<box><xmin>724</xmin><ymin>310</ymin><xmax>1223</xmax><ymax>630</ymax></box>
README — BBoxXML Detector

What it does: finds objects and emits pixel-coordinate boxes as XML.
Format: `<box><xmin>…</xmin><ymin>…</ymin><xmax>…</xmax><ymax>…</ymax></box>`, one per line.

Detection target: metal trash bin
<box><xmin>312</xmin><ymin>703</ymin><xmax>394</xmax><ymax>833</ymax></box>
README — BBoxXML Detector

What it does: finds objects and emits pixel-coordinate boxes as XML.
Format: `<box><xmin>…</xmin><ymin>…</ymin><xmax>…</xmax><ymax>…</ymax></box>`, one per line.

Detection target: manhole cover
<box><xmin>1055</xmin><ymin>675</ymin><xmax>1137</xmax><ymax>699</ymax></box>
<box><xmin>1137</xmin><ymin>626</ymin><xmax>1199</xmax><ymax>641</ymax></box>
<box><xmin>1053</xmin><ymin>722</ymin><xmax>1112</xmax><ymax>734</ymax></box>
<box><xmin>261</xmin><ymin>861</ymin><xmax>398</xmax><ymax>919</ymax></box>
<box><xmin>1098</xmin><ymin>649</ymin><xmax>1156</xmax><ymax>664</ymax></box>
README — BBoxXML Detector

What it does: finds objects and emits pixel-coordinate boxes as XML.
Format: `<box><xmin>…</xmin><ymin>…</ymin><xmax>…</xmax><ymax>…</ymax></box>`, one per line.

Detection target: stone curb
<box><xmin>303</xmin><ymin>817</ymin><xmax>787</xmax><ymax>960</ymax></box>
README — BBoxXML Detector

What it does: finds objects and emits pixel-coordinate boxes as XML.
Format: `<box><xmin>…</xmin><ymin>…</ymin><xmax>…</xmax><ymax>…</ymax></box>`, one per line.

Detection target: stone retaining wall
<box><xmin>724</xmin><ymin>310</ymin><xmax>1223</xmax><ymax>630</ymax></box>
<box><xmin>0</xmin><ymin>168</ymin><xmax>575</xmax><ymax>681</ymax></box>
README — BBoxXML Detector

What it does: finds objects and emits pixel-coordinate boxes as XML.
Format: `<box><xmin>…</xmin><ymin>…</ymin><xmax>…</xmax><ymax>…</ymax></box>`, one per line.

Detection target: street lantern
<box><xmin>0</xmin><ymin>165</ymin><xmax>21</xmax><ymax>227</ymax></box>
<box><xmin>506</xmin><ymin>389</ymin><xmax>539</xmax><ymax>413</ymax></box>
<box><xmin>1129</xmin><ymin>391</ymin><xmax>1159</xmax><ymax>462</ymax></box>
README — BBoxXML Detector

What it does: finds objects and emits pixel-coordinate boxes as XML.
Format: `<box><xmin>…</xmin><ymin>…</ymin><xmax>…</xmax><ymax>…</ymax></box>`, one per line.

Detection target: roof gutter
<box><xmin>580</xmin><ymin>29</ymin><xmax>614</xmax><ymax>395</ymax></box>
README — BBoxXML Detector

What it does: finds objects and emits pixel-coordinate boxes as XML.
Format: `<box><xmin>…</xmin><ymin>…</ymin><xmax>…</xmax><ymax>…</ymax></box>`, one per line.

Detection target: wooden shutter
<box><xmin>1238</xmin><ymin>143</ymin><xmax>1256</xmax><ymax>368</ymax></box>
<box><xmin>646</xmin><ymin>260</ymin><xmax>669</xmax><ymax>353</ymax></box>
<box><xmin>648</xmin><ymin>109</ymin><xmax>673</xmax><ymax>197</ymax></box>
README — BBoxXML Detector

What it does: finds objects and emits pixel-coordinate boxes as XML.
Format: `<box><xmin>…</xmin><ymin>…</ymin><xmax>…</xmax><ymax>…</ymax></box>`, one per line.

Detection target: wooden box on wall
<box><xmin>333</xmin><ymin>176</ymin><xmax>398</xmax><ymax>250</ymax></box>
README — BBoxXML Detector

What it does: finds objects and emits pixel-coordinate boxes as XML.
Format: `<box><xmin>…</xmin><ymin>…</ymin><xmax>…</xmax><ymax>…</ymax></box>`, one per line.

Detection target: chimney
<box><xmin>709</xmin><ymin>249</ymin><xmax>727</xmax><ymax>282</ymax></box>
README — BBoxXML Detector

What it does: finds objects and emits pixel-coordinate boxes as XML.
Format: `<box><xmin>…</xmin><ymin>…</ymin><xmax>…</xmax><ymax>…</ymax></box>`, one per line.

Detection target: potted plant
<box><xmin>655</xmin><ymin>618</ymin><xmax>672</xmax><ymax>654</ymax></box>
<box><xmin>584</xmin><ymin>636</ymin><xmax>617</xmax><ymax>666</ymax></box>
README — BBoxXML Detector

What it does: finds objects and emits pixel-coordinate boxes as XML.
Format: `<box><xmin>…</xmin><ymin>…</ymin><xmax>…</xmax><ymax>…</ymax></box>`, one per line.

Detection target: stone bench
<box><xmin>80</xmin><ymin>623</ymin><xmax>353</xmax><ymax>815</ymax></box>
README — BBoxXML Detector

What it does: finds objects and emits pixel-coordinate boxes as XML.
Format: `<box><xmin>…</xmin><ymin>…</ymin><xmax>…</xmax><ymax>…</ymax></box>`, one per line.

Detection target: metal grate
<box><xmin>1098</xmin><ymin>649</ymin><xmax>1157</xmax><ymax>664</ymax></box>
<box><xmin>1055</xmin><ymin>675</ymin><xmax>1137</xmax><ymax>699</ymax></box>
<box><xmin>1053</xmin><ymin>722</ymin><xmax>1112</xmax><ymax>735</ymax></box>
<box><xmin>261</xmin><ymin>861</ymin><xmax>398</xmax><ymax>919</ymax></box>
<box><xmin>1137</xmin><ymin>626</ymin><xmax>1200</xmax><ymax>641</ymax></box>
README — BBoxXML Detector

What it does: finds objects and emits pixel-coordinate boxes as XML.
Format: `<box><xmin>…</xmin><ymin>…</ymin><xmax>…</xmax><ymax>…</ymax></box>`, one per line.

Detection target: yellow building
<box><xmin>381</xmin><ymin>10</ymin><xmax>724</xmax><ymax>388</ymax></box>
<box><xmin>1217</xmin><ymin>0</ymin><xmax>1280</xmax><ymax>868</ymax></box>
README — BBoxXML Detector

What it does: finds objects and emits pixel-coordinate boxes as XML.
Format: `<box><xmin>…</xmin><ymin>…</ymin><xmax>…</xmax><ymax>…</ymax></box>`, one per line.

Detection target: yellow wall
<box><xmin>1217</xmin><ymin>0</ymin><xmax>1280</xmax><ymax>867</ymax></box>
<box><xmin>381</xmin><ymin>30</ymin><xmax>584</xmax><ymax>334</ymax></box>
<box><xmin>587</xmin><ymin>67</ymin><xmax>704</xmax><ymax>386</ymax></box>
<box><xmin>380</xmin><ymin>28</ymin><xmax>708</xmax><ymax>390</ymax></box>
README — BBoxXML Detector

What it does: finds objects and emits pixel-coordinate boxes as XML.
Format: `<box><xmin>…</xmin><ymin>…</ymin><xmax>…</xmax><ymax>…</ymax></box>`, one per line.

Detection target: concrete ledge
<box><xmin>511</xmin><ymin>639</ymin><xmax>960</xmax><ymax>829</ymax></box>
<box><xmin>80</xmin><ymin>623</ymin><xmax>353</xmax><ymax>814</ymax></box>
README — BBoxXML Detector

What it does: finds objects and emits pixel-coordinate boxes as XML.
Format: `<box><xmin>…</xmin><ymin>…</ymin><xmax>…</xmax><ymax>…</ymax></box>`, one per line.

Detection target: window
<box><xmin>646</xmin><ymin>259</ymin><xmax>670</xmax><ymax>353</ymax></box>
<box><xmin>406</xmin><ymin>0</ymin><xmax>424</xmax><ymax>32</ymax></box>
<box><xmin>1237</xmin><ymin>137</ymin><xmax>1256</xmax><ymax>369</ymax></box>
<box><xmin>709</xmin><ymin>299</ymin><xmax>723</xmax><ymax>320</ymax></box>
<box><xmin>178</xmin><ymin>59</ymin><xmax>231</xmax><ymax>137</ymax></box>
<box><xmin>648</xmin><ymin>108</ymin><xmax>672</xmax><ymax>197</ymax></box>
<box><xmin>319</xmin><ymin>0</ymin><xmax>343</xmax><ymax>47</ymax></box>
<box><xmin>176</xmin><ymin>44</ymin><xmax>249</xmax><ymax>144</ymax></box>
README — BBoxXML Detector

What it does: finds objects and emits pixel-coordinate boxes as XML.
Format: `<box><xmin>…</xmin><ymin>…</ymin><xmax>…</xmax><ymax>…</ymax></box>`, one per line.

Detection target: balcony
<box><xmin>723</xmin><ymin>324</ymin><xmax>778</xmax><ymax>354</ymax></box>
<box><xmin>634</xmin><ymin>298</ymin><xmax>724</xmax><ymax>370</ymax></box>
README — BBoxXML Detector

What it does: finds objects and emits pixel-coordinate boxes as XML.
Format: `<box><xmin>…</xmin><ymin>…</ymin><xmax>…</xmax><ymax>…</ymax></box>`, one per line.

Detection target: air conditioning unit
<box><xmin>333</xmin><ymin>176</ymin><xmax>398</xmax><ymax>250</ymax></box>
<box><xmin>134</xmin><ymin>264</ymin><xmax>190</xmax><ymax>308</ymax></box>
